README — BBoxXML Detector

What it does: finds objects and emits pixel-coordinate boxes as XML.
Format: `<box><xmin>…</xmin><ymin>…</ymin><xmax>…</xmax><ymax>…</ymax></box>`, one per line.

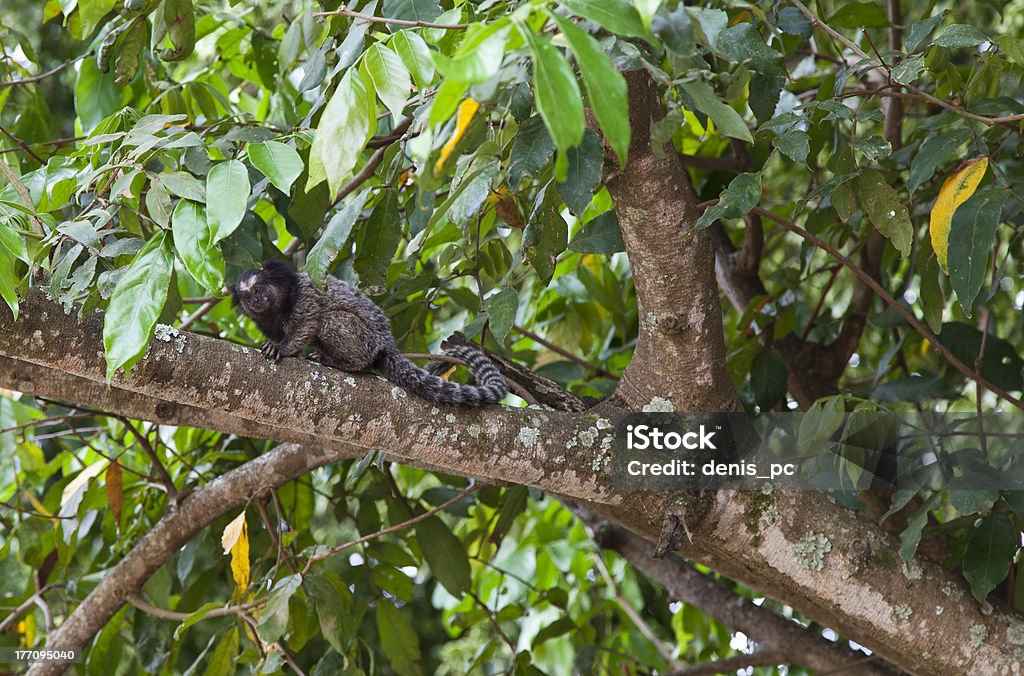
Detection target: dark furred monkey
<box><xmin>231</xmin><ymin>260</ymin><xmax>507</xmax><ymax>406</ymax></box>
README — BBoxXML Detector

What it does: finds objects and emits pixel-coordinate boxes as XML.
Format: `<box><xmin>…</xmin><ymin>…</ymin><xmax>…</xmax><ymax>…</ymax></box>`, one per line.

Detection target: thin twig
<box><xmin>301</xmin><ymin>483</ymin><xmax>478</xmax><ymax>574</ymax></box>
<box><xmin>126</xmin><ymin>593</ymin><xmax>262</xmax><ymax>621</ymax></box>
<box><xmin>312</xmin><ymin>6</ymin><xmax>469</xmax><ymax>29</ymax></box>
<box><xmin>0</xmin><ymin>53</ymin><xmax>89</xmax><ymax>89</ymax></box>
<box><xmin>0</xmin><ymin>125</ymin><xmax>43</xmax><ymax>164</ymax></box>
<box><xmin>0</xmin><ymin>134</ymin><xmax>85</xmax><ymax>156</ymax></box>
<box><xmin>512</xmin><ymin>325</ymin><xmax>617</xmax><ymax>380</ymax></box>
<box><xmin>179</xmin><ymin>298</ymin><xmax>221</xmax><ymax>331</ymax></box>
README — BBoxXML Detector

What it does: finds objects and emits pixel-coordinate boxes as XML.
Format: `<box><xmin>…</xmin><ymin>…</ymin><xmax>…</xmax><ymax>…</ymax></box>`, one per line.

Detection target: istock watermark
<box><xmin>608</xmin><ymin>411</ymin><xmax>1024</xmax><ymax>493</ymax></box>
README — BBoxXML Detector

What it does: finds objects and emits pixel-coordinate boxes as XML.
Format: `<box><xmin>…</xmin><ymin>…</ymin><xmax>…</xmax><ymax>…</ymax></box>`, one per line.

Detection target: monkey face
<box><xmin>231</xmin><ymin>261</ymin><xmax>295</xmax><ymax>317</ymax></box>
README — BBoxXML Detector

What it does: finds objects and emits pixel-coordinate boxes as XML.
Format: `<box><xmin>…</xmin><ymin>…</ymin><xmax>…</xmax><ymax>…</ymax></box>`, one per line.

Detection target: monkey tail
<box><xmin>375</xmin><ymin>345</ymin><xmax>507</xmax><ymax>406</ymax></box>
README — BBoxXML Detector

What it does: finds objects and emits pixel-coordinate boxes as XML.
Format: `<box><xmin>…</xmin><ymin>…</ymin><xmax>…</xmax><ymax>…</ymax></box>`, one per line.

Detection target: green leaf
<box><xmin>850</xmin><ymin>136</ymin><xmax>892</xmax><ymax>161</ymax></box>
<box><xmin>102</xmin><ymin>232</ymin><xmax>173</xmax><ymax>380</ymax></box>
<box><xmin>484</xmin><ymin>288</ymin><xmax>518</xmax><ymax>343</ymax></box>
<box><xmin>433</xmin><ymin>22</ymin><xmax>509</xmax><ymax>85</ymax></box>
<box><xmin>906</xmin><ymin>13</ymin><xmax>946</xmax><ymax>52</ymax></box>
<box><xmin>948</xmin><ymin>191</ymin><xmax>1005</xmax><ymax>316</ymax></box>
<box><xmin>353</xmin><ymin>191</ymin><xmax>401</xmax><ymax>291</ymax></box>
<box><xmin>78</xmin><ymin>0</ymin><xmax>114</xmax><ymax>40</ymax></box>
<box><xmin>391</xmin><ymin>30</ymin><xmax>435</xmax><ymax>89</ymax></box>
<box><xmin>632</xmin><ymin>0</ymin><xmax>663</xmax><ymax>32</ymax></box>
<box><xmin>205</xmin><ymin>160</ymin><xmax>249</xmax><ymax>244</ymax></box>
<box><xmin>306</xmin><ymin>574</ymin><xmax>355</xmax><ymax>654</ymax></box>
<box><xmin>376</xmin><ymin>602</ymin><xmax>421</xmax><ymax>673</ymax></box>
<box><xmin>772</xmin><ymin>128</ymin><xmax>809</xmax><ymax>163</ymax></box>
<box><xmin>552</xmin><ymin>14</ymin><xmax>630</xmax><ymax>166</ymax></box>
<box><xmin>172</xmin><ymin>602</ymin><xmax>222</xmax><ymax>640</ymax></box>
<box><xmin>695</xmin><ymin>172</ymin><xmax>762</xmax><ymax>230</ymax></box>
<box><xmin>556</xmin><ymin>129</ymin><xmax>603</xmax><ymax>215</ymax></box>
<box><xmin>891</xmin><ymin>54</ymin><xmax>925</xmax><ymax>85</ymax></box>
<box><xmin>652</xmin><ymin>4</ymin><xmax>694</xmax><ymax>53</ymax></box>
<box><xmin>311</xmin><ymin>69</ymin><xmax>376</xmax><ymax>196</ymax></box>
<box><xmin>0</xmin><ymin>221</ymin><xmax>29</xmax><ymax>262</ymax></box>
<box><xmin>828</xmin><ymin>2</ymin><xmax>889</xmax><ymax>29</ymax></box>
<box><xmin>933</xmin><ymin>24</ymin><xmax>989</xmax><ymax>49</ymax></box>
<box><xmin>172</xmin><ymin>199</ymin><xmax>225</xmax><ymax>293</ymax></box>
<box><xmin>963</xmin><ymin>513</ymin><xmax>1018</xmax><ymax>602</ymax></box>
<box><xmin>257</xmin><ymin>574</ymin><xmax>302</xmax><ymax>645</ymax></box>
<box><xmin>0</xmin><ymin>247</ymin><xmax>19</xmax><ymax>320</ymax></box>
<box><xmin>898</xmin><ymin>501</ymin><xmax>931</xmax><ymax>564</ymax></box>
<box><xmin>157</xmin><ymin>171</ymin><xmax>206</xmax><ymax>201</ymax></box>
<box><xmin>750</xmin><ymin>348</ymin><xmax>787</xmax><ymax>409</ymax></box>
<box><xmin>307</xmin><ymin>189</ymin><xmax>371</xmax><ymax>289</ymax></box>
<box><xmin>777</xmin><ymin>7</ymin><xmax>812</xmax><ymax>38</ymax></box>
<box><xmin>856</xmin><ymin>169</ymin><xmax>912</xmax><ymax>257</ymax></box>
<box><xmin>938</xmin><ymin>322</ymin><xmax>1024</xmax><ymax>391</ymax></box>
<box><xmin>202</xmin><ymin>626</ymin><xmax>239</xmax><ymax>676</ymax></box>
<box><xmin>919</xmin><ymin>256</ymin><xmax>945</xmax><ymax>335</ymax></box>
<box><xmin>382</xmin><ymin>0</ymin><xmax>441</xmax><ymax>23</ymax></box>
<box><xmin>797</xmin><ymin>396</ymin><xmax>845</xmax><ymax>457</ymax></box>
<box><xmin>75</xmin><ymin>56</ymin><xmax>121</xmax><ymax>133</ymax></box>
<box><xmin>363</xmin><ymin>43</ymin><xmax>412</xmax><ymax>121</ymax></box>
<box><xmin>568</xmin><ymin>211</ymin><xmax>625</xmax><ymax>254</ymax></box>
<box><xmin>525</xmin><ymin>29</ymin><xmax>585</xmax><ymax>177</ymax></box>
<box><xmin>715</xmin><ymin>23</ymin><xmax>785</xmax><ymax>76</ymax></box>
<box><xmin>907</xmin><ymin>129</ymin><xmax>971</xmax><ymax>195</ymax></box>
<box><xmin>686</xmin><ymin>7</ymin><xmax>727</xmax><ymax>48</ymax></box>
<box><xmin>509</xmin><ymin>116</ymin><xmax>554</xmax><ymax>185</ymax></box>
<box><xmin>559</xmin><ymin>0</ymin><xmax>648</xmax><ymax>39</ymax></box>
<box><xmin>416</xmin><ymin>515</ymin><xmax>472</xmax><ymax>597</ymax></box>
<box><xmin>249</xmin><ymin>141</ymin><xmax>303</xmax><ymax>194</ymax></box>
<box><xmin>680</xmin><ymin>80</ymin><xmax>752</xmax><ymax>143</ymax></box>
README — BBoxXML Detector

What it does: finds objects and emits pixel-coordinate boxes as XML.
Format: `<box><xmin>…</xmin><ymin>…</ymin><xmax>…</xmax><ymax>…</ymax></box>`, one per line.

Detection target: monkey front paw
<box><xmin>260</xmin><ymin>341</ymin><xmax>282</xmax><ymax>362</ymax></box>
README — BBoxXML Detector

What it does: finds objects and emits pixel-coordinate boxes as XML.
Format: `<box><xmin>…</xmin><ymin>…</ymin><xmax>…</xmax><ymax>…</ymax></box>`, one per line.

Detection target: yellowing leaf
<box><xmin>434</xmin><ymin>98</ymin><xmax>479</xmax><ymax>173</ymax></box>
<box><xmin>106</xmin><ymin>460</ymin><xmax>123</xmax><ymax>530</ymax></box>
<box><xmin>222</xmin><ymin>511</ymin><xmax>250</xmax><ymax>597</ymax></box>
<box><xmin>930</xmin><ymin>156</ymin><xmax>988</xmax><ymax>272</ymax></box>
<box><xmin>61</xmin><ymin>459</ymin><xmax>106</xmax><ymax>508</ymax></box>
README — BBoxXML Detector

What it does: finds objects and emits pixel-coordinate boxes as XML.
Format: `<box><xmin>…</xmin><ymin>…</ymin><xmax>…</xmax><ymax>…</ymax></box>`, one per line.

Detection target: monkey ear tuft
<box><xmin>261</xmin><ymin>259</ymin><xmax>294</xmax><ymax>273</ymax></box>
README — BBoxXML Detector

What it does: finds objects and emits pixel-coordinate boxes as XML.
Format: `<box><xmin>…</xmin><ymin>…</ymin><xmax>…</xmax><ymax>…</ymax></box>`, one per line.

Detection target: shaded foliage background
<box><xmin>3</xmin><ymin>0</ymin><xmax>1024</xmax><ymax>672</ymax></box>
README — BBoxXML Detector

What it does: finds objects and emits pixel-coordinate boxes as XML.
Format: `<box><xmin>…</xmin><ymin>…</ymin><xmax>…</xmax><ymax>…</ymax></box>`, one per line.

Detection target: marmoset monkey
<box><xmin>231</xmin><ymin>260</ymin><xmax>507</xmax><ymax>406</ymax></box>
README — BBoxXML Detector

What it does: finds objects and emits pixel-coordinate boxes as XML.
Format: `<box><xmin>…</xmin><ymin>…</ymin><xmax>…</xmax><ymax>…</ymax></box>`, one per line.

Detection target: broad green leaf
<box><xmin>307</xmin><ymin>189</ymin><xmax>371</xmax><ymax>289</ymax></box>
<box><xmin>772</xmin><ymin>128</ymin><xmax>809</xmax><ymax>163</ymax></box>
<box><xmin>306</xmin><ymin>574</ymin><xmax>356</xmax><ymax>654</ymax></box>
<box><xmin>556</xmin><ymin>129</ymin><xmax>603</xmax><ymax>215</ymax></box>
<box><xmin>938</xmin><ymin>322</ymin><xmax>1024</xmax><ymax>391</ymax></box>
<box><xmin>715</xmin><ymin>23</ymin><xmax>785</xmax><ymax>76</ymax></box>
<box><xmin>750</xmin><ymin>349</ymin><xmax>787</xmax><ymax>410</ymax></box>
<box><xmin>559</xmin><ymin>0</ymin><xmax>648</xmax><ymax>39</ymax></box>
<box><xmin>433</xmin><ymin>22</ymin><xmax>509</xmax><ymax>84</ymax></box>
<box><xmin>484</xmin><ymin>288</ymin><xmax>518</xmax><ymax>343</ymax></box>
<box><xmin>857</xmin><ymin>169</ymin><xmax>912</xmax><ymax>258</ymax></box>
<box><xmin>417</xmin><ymin>515</ymin><xmax>471</xmax><ymax>595</ymax></box>
<box><xmin>568</xmin><ymin>211</ymin><xmax>625</xmax><ymax>254</ymax></box>
<box><xmin>777</xmin><ymin>7</ymin><xmax>812</xmax><ymax>38</ymax></box>
<box><xmin>74</xmin><ymin>56</ymin><xmax>121</xmax><ymax>133</ymax></box>
<box><xmin>652</xmin><ymin>4</ymin><xmax>694</xmax><ymax>53</ymax></box>
<box><xmin>907</xmin><ymin>129</ymin><xmax>971</xmax><ymax>195</ymax></box>
<box><xmin>376</xmin><ymin>602</ymin><xmax>421</xmax><ymax>673</ymax></box>
<box><xmin>78</xmin><ymin>0</ymin><xmax>114</xmax><ymax>40</ymax></box>
<box><xmin>850</xmin><ymin>136</ymin><xmax>891</xmax><ymax>161</ymax></box>
<box><xmin>933</xmin><ymin>24</ymin><xmax>989</xmax><ymax>48</ymax></box>
<box><xmin>891</xmin><ymin>54</ymin><xmax>925</xmax><ymax>84</ymax></box>
<box><xmin>391</xmin><ymin>30</ymin><xmax>435</xmax><ymax>89</ymax></box>
<box><xmin>382</xmin><ymin>0</ymin><xmax>441</xmax><ymax>23</ymax></box>
<box><xmin>695</xmin><ymin>172</ymin><xmax>762</xmax><ymax>230</ymax></box>
<box><xmin>963</xmin><ymin>513</ymin><xmax>1018</xmax><ymax>602</ymax></box>
<box><xmin>311</xmin><ymin>68</ymin><xmax>376</xmax><ymax>196</ymax></box>
<box><xmin>102</xmin><ymin>231</ymin><xmax>173</xmax><ymax>380</ymax></box>
<box><xmin>948</xmin><ymin>191</ymin><xmax>1005</xmax><ymax>316</ymax></box>
<box><xmin>632</xmin><ymin>0</ymin><xmax>662</xmax><ymax>32</ymax></box>
<box><xmin>509</xmin><ymin>116</ymin><xmax>554</xmax><ymax>185</ymax></box>
<box><xmin>363</xmin><ymin>43</ymin><xmax>412</xmax><ymax>122</ymax></box>
<box><xmin>919</xmin><ymin>256</ymin><xmax>945</xmax><ymax>334</ymax></box>
<box><xmin>249</xmin><ymin>141</ymin><xmax>303</xmax><ymax>194</ymax></box>
<box><xmin>202</xmin><ymin>626</ymin><xmax>239</xmax><ymax>676</ymax></box>
<box><xmin>686</xmin><ymin>7</ymin><xmax>727</xmax><ymax>48</ymax></box>
<box><xmin>829</xmin><ymin>1</ymin><xmax>889</xmax><ymax>29</ymax></box>
<box><xmin>525</xmin><ymin>29</ymin><xmax>584</xmax><ymax>179</ymax></box>
<box><xmin>797</xmin><ymin>396</ymin><xmax>845</xmax><ymax>457</ymax></box>
<box><xmin>205</xmin><ymin>160</ymin><xmax>249</xmax><ymax>244</ymax></box>
<box><xmin>257</xmin><ymin>574</ymin><xmax>302</xmax><ymax>644</ymax></box>
<box><xmin>0</xmin><ymin>221</ymin><xmax>29</xmax><ymax>262</ymax></box>
<box><xmin>0</xmin><ymin>247</ymin><xmax>19</xmax><ymax>320</ymax></box>
<box><xmin>172</xmin><ymin>602</ymin><xmax>222</xmax><ymax>640</ymax></box>
<box><xmin>157</xmin><ymin>171</ymin><xmax>206</xmax><ymax>201</ymax></box>
<box><xmin>428</xmin><ymin>77</ymin><xmax>468</xmax><ymax>125</ymax></box>
<box><xmin>898</xmin><ymin>500</ymin><xmax>931</xmax><ymax>564</ymax></box>
<box><xmin>930</xmin><ymin>156</ymin><xmax>988</xmax><ymax>272</ymax></box>
<box><xmin>172</xmin><ymin>199</ymin><xmax>225</xmax><ymax>293</ymax></box>
<box><xmin>354</xmin><ymin>191</ymin><xmax>401</xmax><ymax>291</ymax></box>
<box><xmin>906</xmin><ymin>13</ymin><xmax>945</xmax><ymax>52</ymax></box>
<box><xmin>680</xmin><ymin>80</ymin><xmax>752</xmax><ymax>143</ymax></box>
<box><xmin>553</xmin><ymin>14</ymin><xmax>630</xmax><ymax>166</ymax></box>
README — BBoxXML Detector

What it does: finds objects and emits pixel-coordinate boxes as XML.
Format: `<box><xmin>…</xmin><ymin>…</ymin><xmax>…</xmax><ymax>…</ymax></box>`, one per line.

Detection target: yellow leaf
<box><xmin>106</xmin><ymin>461</ymin><xmax>124</xmax><ymax>530</ymax></box>
<box><xmin>434</xmin><ymin>97</ymin><xmax>479</xmax><ymax>173</ymax></box>
<box><xmin>222</xmin><ymin>511</ymin><xmax>250</xmax><ymax>597</ymax></box>
<box><xmin>60</xmin><ymin>459</ymin><xmax>106</xmax><ymax>508</ymax></box>
<box><xmin>930</xmin><ymin>156</ymin><xmax>988</xmax><ymax>273</ymax></box>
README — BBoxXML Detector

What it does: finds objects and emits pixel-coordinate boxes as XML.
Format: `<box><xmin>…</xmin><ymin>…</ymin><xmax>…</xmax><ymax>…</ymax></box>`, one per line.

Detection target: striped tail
<box><xmin>375</xmin><ymin>344</ymin><xmax>507</xmax><ymax>406</ymax></box>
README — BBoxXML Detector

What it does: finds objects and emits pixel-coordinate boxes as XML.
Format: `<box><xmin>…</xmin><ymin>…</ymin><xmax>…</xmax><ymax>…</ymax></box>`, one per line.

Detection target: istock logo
<box><xmin>626</xmin><ymin>424</ymin><xmax>717</xmax><ymax>450</ymax></box>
